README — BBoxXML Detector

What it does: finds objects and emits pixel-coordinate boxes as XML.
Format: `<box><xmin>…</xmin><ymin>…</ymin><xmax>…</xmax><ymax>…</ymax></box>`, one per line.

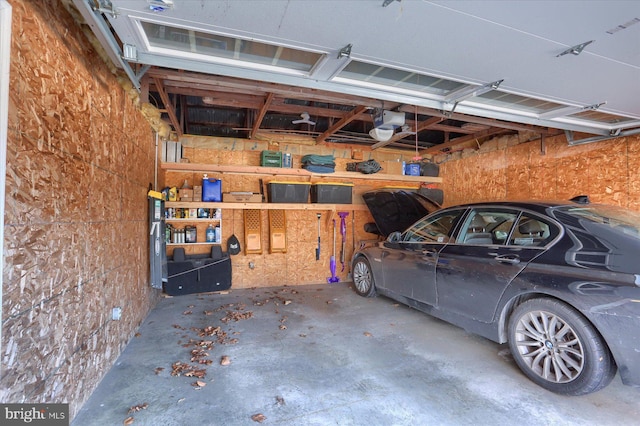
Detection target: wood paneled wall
<box><xmin>438</xmin><ymin>133</ymin><xmax>640</xmax><ymax>211</ymax></box>
<box><xmin>2</xmin><ymin>0</ymin><xmax>159</xmax><ymax>418</ymax></box>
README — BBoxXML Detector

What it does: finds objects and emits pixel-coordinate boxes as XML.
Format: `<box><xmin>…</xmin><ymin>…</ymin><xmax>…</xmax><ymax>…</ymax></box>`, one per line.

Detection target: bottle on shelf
<box><xmin>206</xmin><ymin>224</ymin><xmax>216</xmax><ymax>243</ymax></box>
<box><xmin>215</xmin><ymin>225</ymin><xmax>221</xmax><ymax>243</ymax></box>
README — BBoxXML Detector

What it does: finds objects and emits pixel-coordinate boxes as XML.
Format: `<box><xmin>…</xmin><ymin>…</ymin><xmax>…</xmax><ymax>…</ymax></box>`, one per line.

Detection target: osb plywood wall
<box><xmin>162</xmin><ymin>135</ymin><xmax>417</xmax><ymax>288</ymax></box>
<box><xmin>438</xmin><ymin>133</ymin><xmax>640</xmax><ymax>211</ymax></box>
<box><xmin>2</xmin><ymin>0</ymin><xmax>159</xmax><ymax>417</ymax></box>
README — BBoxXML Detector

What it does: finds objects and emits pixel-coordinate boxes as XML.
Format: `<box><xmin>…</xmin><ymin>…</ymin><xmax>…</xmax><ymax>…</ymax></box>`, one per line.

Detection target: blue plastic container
<box><xmin>404</xmin><ymin>163</ymin><xmax>421</xmax><ymax>176</ymax></box>
<box><xmin>202</xmin><ymin>177</ymin><xmax>222</xmax><ymax>202</ymax></box>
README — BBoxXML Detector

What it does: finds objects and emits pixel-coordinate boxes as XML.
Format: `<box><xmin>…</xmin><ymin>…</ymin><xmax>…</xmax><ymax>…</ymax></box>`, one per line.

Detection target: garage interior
<box><xmin>2</xmin><ymin>0</ymin><xmax>640</xmax><ymax>423</ymax></box>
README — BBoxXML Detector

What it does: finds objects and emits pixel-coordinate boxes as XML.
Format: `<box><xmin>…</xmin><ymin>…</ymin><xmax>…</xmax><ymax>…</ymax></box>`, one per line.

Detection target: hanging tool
<box><xmin>328</xmin><ymin>219</ymin><xmax>340</xmax><ymax>283</ymax></box>
<box><xmin>338</xmin><ymin>212</ymin><xmax>349</xmax><ymax>271</ymax></box>
<box><xmin>315</xmin><ymin>213</ymin><xmax>321</xmax><ymax>261</ymax></box>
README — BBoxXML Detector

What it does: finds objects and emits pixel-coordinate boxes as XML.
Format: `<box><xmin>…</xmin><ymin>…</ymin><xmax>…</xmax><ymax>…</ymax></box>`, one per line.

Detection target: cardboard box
<box><xmin>223</xmin><ymin>192</ymin><xmax>263</xmax><ymax>203</ymax></box>
<box><xmin>179</xmin><ymin>188</ymin><xmax>194</xmax><ymax>201</ymax></box>
<box><xmin>384</xmin><ymin>161</ymin><xmax>404</xmax><ymax>175</ymax></box>
<box><xmin>193</xmin><ymin>185</ymin><xmax>202</xmax><ymax>201</ymax></box>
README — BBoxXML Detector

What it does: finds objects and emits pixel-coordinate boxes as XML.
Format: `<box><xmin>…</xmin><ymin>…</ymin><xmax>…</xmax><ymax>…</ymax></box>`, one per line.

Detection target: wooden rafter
<box><xmin>153</xmin><ymin>77</ymin><xmax>182</xmax><ymax>137</ymax></box>
<box><xmin>422</xmin><ymin>127</ymin><xmax>510</xmax><ymax>154</ymax></box>
<box><xmin>316</xmin><ymin>105</ymin><xmax>369</xmax><ymax>144</ymax></box>
<box><xmin>144</xmin><ymin>68</ymin><xmax>555</xmax><ymax>150</ymax></box>
<box><xmin>250</xmin><ymin>92</ymin><xmax>274</xmax><ymax>139</ymax></box>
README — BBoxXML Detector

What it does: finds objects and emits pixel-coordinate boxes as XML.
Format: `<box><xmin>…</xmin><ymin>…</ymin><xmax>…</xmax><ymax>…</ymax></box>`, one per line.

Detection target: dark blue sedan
<box><xmin>352</xmin><ymin>193</ymin><xmax>640</xmax><ymax>395</ymax></box>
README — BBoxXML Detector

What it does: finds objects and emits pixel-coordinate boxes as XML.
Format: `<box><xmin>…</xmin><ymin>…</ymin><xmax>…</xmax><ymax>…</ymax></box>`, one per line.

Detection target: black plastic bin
<box><xmin>268</xmin><ymin>181</ymin><xmax>311</xmax><ymax>203</ymax></box>
<box><xmin>310</xmin><ymin>182</ymin><xmax>353</xmax><ymax>204</ymax></box>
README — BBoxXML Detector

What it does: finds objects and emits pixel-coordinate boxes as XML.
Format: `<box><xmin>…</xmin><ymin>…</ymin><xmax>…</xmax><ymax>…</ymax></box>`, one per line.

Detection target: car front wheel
<box><xmin>508</xmin><ymin>298</ymin><xmax>616</xmax><ymax>395</ymax></box>
<box><xmin>352</xmin><ymin>257</ymin><xmax>376</xmax><ymax>297</ymax></box>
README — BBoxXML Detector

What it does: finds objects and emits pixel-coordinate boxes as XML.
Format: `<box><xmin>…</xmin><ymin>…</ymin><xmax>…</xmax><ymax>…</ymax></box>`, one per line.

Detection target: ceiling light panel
<box><xmin>568</xmin><ymin>109</ymin><xmax>638</xmax><ymax>126</ymax></box>
<box><xmin>334</xmin><ymin>60</ymin><xmax>466</xmax><ymax>96</ymax></box>
<box><xmin>473</xmin><ymin>91</ymin><xmax>565</xmax><ymax>114</ymax></box>
<box><xmin>139</xmin><ymin>21</ymin><xmax>323</xmax><ymax>74</ymax></box>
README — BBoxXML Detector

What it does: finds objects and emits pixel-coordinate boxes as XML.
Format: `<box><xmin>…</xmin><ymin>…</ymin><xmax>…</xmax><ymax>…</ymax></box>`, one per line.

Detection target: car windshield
<box><xmin>555</xmin><ymin>204</ymin><xmax>640</xmax><ymax>236</ymax></box>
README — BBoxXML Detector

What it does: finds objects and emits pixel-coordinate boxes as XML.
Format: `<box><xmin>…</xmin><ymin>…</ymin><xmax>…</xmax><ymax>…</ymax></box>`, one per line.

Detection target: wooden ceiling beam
<box><xmin>145</xmin><ymin>68</ymin><xmax>381</xmax><ymax>107</ymax></box>
<box><xmin>422</xmin><ymin>127</ymin><xmax>511</xmax><ymax>154</ymax></box>
<box><xmin>153</xmin><ymin>77</ymin><xmax>182</xmax><ymax>137</ymax></box>
<box><xmin>250</xmin><ymin>92</ymin><xmax>274</xmax><ymax>139</ymax></box>
<box><xmin>316</xmin><ymin>105</ymin><xmax>370</xmax><ymax>145</ymax></box>
<box><xmin>145</xmin><ymin>68</ymin><xmax>555</xmax><ymax>148</ymax></box>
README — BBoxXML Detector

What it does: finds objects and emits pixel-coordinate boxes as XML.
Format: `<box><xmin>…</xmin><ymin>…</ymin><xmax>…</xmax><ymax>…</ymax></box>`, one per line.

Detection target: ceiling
<box><xmin>72</xmin><ymin>0</ymin><xmax>640</xmax><ymax>152</ymax></box>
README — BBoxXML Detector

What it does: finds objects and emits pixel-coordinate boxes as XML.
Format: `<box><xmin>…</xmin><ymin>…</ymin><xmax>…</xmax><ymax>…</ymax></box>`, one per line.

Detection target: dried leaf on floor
<box><xmin>183</xmin><ymin>310</ymin><xmax>193</xmax><ymax>315</ymax></box>
<box><xmin>251</xmin><ymin>413</ymin><xmax>267</xmax><ymax>423</ymax></box>
<box><xmin>279</xmin><ymin>325</ymin><xmax>287</xmax><ymax>330</ymax></box>
<box><xmin>172</xmin><ymin>362</ymin><xmax>206</xmax><ymax>378</ymax></box>
<box><xmin>192</xmin><ymin>380</ymin><xmax>207</xmax><ymax>388</ymax></box>
<box><xmin>364</xmin><ymin>332</ymin><xmax>372</xmax><ymax>337</ymax></box>
<box><xmin>177</xmin><ymin>398</ymin><xmax>186</xmax><ymax>404</ymax></box>
<box><xmin>221</xmin><ymin>310</ymin><xmax>254</xmax><ymax>323</ymax></box>
<box><xmin>191</xmin><ymin>348</ymin><xmax>211</xmax><ymax>364</ymax></box>
<box><xmin>284</xmin><ymin>300</ymin><xmax>292</xmax><ymax>305</ymax></box>
<box><xmin>275</xmin><ymin>396</ymin><xmax>286</xmax><ymax>406</ymax></box>
<box><xmin>326</xmin><ymin>300</ymin><xmax>333</xmax><ymax>304</ymax></box>
<box><xmin>220</xmin><ymin>355</ymin><xmax>231</xmax><ymax>366</ymax></box>
<box><xmin>204</xmin><ymin>310</ymin><xmax>214</xmax><ymax>316</ymax></box>
<box><xmin>135</xmin><ymin>333</ymin><xmax>142</xmax><ymax>338</ymax></box>
<box><xmin>154</xmin><ymin>367</ymin><xmax>164</xmax><ymax>375</ymax></box>
<box><xmin>127</xmin><ymin>403</ymin><xmax>149</xmax><ymax>414</ymax></box>
<box><xmin>299</xmin><ymin>334</ymin><xmax>307</xmax><ymax>338</ymax></box>
<box><xmin>124</xmin><ymin>416</ymin><xmax>134</xmax><ymax>425</ymax></box>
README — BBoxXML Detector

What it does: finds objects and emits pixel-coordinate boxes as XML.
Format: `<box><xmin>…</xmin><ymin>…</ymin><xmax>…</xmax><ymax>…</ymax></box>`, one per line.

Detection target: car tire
<box><xmin>352</xmin><ymin>256</ymin><xmax>376</xmax><ymax>297</ymax></box>
<box><xmin>508</xmin><ymin>298</ymin><xmax>616</xmax><ymax>395</ymax></box>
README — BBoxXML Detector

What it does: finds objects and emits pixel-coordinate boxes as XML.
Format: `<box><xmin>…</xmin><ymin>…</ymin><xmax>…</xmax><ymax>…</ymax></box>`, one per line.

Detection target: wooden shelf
<box><xmin>161</xmin><ymin>162</ymin><xmax>442</xmax><ymax>184</ymax></box>
<box><xmin>166</xmin><ymin>217</ymin><xmax>222</xmax><ymax>222</ymax></box>
<box><xmin>165</xmin><ymin>201</ymin><xmax>369</xmax><ymax>211</ymax></box>
<box><xmin>167</xmin><ymin>242</ymin><xmax>221</xmax><ymax>246</ymax></box>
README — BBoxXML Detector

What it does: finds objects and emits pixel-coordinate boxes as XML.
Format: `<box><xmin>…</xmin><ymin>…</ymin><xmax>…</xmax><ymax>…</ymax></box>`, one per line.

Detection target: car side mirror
<box><xmin>387</xmin><ymin>231</ymin><xmax>402</xmax><ymax>243</ymax></box>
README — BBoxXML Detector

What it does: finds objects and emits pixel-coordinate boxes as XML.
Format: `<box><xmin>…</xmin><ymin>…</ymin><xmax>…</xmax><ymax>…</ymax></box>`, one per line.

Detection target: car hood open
<box><xmin>362</xmin><ymin>189</ymin><xmax>441</xmax><ymax>237</ymax></box>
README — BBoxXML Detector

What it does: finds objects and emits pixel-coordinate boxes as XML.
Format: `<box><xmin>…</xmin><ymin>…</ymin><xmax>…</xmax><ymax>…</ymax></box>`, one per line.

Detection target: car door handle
<box><xmin>494</xmin><ymin>254</ymin><xmax>520</xmax><ymax>265</ymax></box>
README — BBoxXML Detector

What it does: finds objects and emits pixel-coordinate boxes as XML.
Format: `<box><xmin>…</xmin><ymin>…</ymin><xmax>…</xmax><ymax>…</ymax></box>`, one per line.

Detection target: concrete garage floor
<box><xmin>73</xmin><ymin>283</ymin><xmax>640</xmax><ymax>426</ymax></box>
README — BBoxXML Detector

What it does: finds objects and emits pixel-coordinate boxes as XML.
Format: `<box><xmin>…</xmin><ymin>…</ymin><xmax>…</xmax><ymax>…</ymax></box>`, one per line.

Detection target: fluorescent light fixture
<box><xmin>444</xmin><ymin>79</ymin><xmax>503</xmax><ymax>104</ymax></box>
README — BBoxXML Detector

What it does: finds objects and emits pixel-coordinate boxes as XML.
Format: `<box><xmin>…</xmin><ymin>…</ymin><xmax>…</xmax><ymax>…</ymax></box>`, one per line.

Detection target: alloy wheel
<box><xmin>513</xmin><ymin>309</ymin><xmax>584</xmax><ymax>384</ymax></box>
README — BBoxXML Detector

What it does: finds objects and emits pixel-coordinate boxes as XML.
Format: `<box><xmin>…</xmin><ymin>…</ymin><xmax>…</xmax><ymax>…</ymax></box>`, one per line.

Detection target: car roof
<box><xmin>440</xmin><ymin>200</ymin><xmax>582</xmax><ymax>214</ymax></box>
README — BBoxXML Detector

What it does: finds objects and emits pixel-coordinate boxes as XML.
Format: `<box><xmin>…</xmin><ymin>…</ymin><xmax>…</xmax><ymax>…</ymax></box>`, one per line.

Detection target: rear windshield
<box><xmin>554</xmin><ymin>204</ymin><xmax>640</xmax><ymax>237</ymax></box>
